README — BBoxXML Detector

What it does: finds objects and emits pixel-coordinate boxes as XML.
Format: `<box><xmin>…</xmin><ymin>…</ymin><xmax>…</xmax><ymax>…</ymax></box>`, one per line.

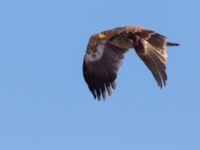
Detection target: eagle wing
<box><xmin>83</xmin><ymin>26</ymin><xmax>179</xmax><ymax>100</ymax></box>
<box><xmin>128</xmin><ymin>27</ymin><xmax>179</xmax><ymax>87</ymax></box>
<box><xmin>129</xmin><ymin>29</ymin><xmax>168</xmax><ymax>87</ymax></box>
<box><xmin>83</xmin><ymin>39</ymin><xmax>128</xmax><ymax>100</ymax></box>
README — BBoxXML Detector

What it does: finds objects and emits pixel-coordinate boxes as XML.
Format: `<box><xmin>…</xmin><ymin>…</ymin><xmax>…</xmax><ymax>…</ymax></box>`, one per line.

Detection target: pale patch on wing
<box><xmin>85</xmin><ymin>43</ymin><xmax>105</xmax><ymax>62</ymax></box>
<box><xmin>141</xmin><ymin>39</ymin><xmax>167</xmax><ymax>64</ymax></box>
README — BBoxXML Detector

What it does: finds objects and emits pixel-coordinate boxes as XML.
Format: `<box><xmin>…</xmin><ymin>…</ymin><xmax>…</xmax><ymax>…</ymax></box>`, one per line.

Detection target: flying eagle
<box><xmin>83</xmin><ymin>25</ymin><xmax>179</xmax><ymax>100</ymax></box>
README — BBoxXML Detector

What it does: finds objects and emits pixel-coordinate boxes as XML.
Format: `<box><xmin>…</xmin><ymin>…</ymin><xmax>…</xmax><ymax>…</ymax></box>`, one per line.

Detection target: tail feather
<box><xmin>166</xmin><ymin>42</ymin><xmax>180</xmax><ymax>46</ymax></box>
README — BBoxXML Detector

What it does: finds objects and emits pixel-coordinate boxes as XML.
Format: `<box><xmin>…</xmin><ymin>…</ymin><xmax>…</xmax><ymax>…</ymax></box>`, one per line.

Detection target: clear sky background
<box><xmin>0</xmin><ymin>0</ymin><xmax>199</xmax><ymax>150</ymax></box>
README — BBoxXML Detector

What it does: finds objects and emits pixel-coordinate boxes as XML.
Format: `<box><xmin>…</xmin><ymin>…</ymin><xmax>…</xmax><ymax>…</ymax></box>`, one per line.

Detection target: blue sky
<box><xmin>0</xmin><ymin>0</ymin><xmax>200</xmax><ymax>149</ymax></box>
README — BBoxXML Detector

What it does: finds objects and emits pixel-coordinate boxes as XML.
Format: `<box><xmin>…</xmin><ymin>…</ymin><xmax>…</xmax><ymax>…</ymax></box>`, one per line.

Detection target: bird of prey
<box><xmin>83</xmin><ymin>25</ymin><xmax>179</xmax><ymax>100</ymax></box>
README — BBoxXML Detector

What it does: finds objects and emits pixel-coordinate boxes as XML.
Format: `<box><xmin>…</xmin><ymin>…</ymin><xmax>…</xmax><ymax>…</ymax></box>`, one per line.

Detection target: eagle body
<box><xmin>83</xmin><ymin>25</ymin><xmax>179</xmax><ymax>100</ymax></box>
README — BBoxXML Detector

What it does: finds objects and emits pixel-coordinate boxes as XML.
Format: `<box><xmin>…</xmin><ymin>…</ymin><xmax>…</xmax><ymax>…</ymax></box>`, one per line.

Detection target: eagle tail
<box><xmin>166</xmin><ymin>42</ymin><xmax>180</xmax><ymax>46</ymax></box>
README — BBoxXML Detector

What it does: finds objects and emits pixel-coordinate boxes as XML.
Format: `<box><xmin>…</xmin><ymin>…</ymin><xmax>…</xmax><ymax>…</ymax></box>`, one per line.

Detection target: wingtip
<box><xmin>158</xmin><ymin>81</ymin><xmax>167</xmax><ymax>89</ymax></box>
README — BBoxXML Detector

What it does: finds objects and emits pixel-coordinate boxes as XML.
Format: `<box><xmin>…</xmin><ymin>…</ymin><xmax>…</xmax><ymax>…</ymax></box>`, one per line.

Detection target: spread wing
<box><xmin>128</xmin><ymin>29</ymin><xmax>179</xmax><ymax>88</ymax></box>
<box><xmin>129</xmin><ymin>30</ymin><xmax>168</xmax><ymax>87</ymax></box>
<box><xmin>83</xmin><ymin>40</ymin><xmax>128</xmax><ymax>100</ymax></box>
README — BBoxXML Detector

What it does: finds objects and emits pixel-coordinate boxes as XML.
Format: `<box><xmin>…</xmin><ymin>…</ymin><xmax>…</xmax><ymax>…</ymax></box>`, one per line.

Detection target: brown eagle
<box><xmin>83</xmin><ymin>25</ymin><xmax>179</xmax><ymax>100</ymax></box>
